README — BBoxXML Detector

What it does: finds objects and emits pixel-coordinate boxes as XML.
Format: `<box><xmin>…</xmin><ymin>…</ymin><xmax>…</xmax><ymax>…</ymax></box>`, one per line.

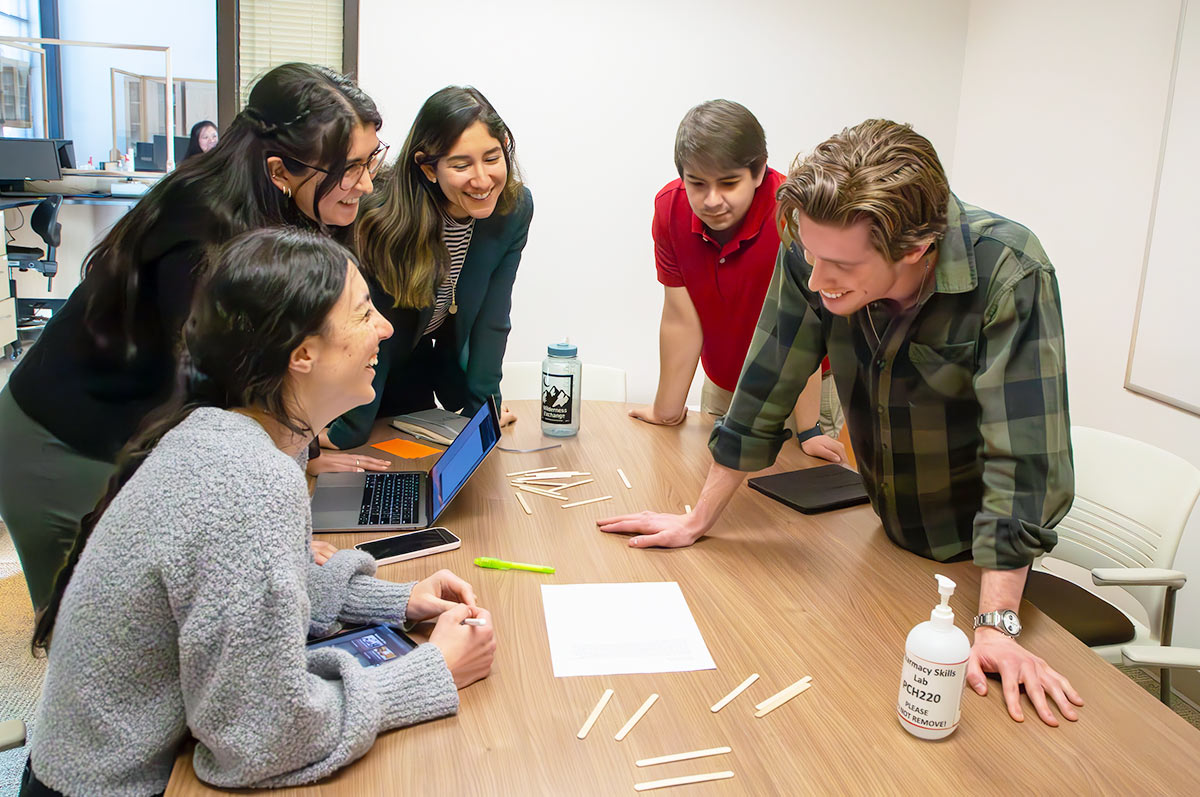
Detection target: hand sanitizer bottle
<box><xmin>897</xmin><ymin>574</ymin><xmax>970</xmax><ymax>739</ymax></box>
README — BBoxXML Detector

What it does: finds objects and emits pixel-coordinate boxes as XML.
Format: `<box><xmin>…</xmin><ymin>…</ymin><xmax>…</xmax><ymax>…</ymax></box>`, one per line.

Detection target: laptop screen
<box><xmin>428</xmin><ymin>398</ymin><xmax>500</xmax><ymax>521</ymax></box>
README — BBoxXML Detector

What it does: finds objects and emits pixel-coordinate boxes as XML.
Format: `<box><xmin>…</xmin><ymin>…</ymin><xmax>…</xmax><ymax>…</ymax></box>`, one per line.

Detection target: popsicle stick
<box><xmin>557</xmin><ymin>479</ymin><xmax>594</xmax><ymax>490</ymax></box>
<box><xmin>514</xmin><ymin>492</ymin><xmax>532</xmax><ymax>515</ymax></box>
<box><xmin>517</xmin><ymin>484</ymin><xmax>568</xmax><ymax>500</ymax></box>
<box><xmin>520</xmin><ymin>472</ymin><xmax>585</xmax><ymax>480</ymax></box>
<box><xmin>506</xmin><ymin>466</ymin><xmax>556</xmax><ymax>476</ymax></box>
<box><xmin>636</xmin><ymin>746</ymin><xmax>732</xmax><ymax>767</ymax></box>
<box><xmin>755</xmin><ymin>679</ymin><xmax>813</xmax><ymax>718</ymax></box>
<box><xmin>684</xmin><ymin>504</ymin><xmax>692</xmax><ymax>514</ymax></box>
<box><xmin>710</xmin><ymin>673</ymin><xmax>759</xmax><ymax>713</ymax></box>
<box><xmin>511</xmin><ymin>481</ymin><xmax>566</xmax><ymax>488</ymax></box>
<box><xmin>576</xmin><ymin>688</ymin><xmax>614</xmax><ymax>740</ymax></box>
<box><xmin>754</xmin><ymin>676</ymin><xmax>811</xmax><ymax>711</ymax></box>
<box><xmin>617</xmin><ymin>468</ymin><xmax>633</xmax><ymax>489</ymax></box>
<box><xmin>634</xmin><ymin>771</ymin><xmax>734</xmax><ymax>792</ymax></box>
<box><xmin>561</xmin><ymin>495</ymin><xmax>614</xmax><ymax>509</ymax></box>
<box><xmin>614</xmin><ymin>693</ymin><xmax>658</xmax><ymax>741</ymax></box>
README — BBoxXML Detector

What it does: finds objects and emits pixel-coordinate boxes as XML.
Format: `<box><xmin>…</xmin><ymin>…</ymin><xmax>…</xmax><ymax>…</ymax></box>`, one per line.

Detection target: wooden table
<box><xmin>167</xmin><ymin>401</ymin><xmax>1200</xmax><ymax>795</ymax></box>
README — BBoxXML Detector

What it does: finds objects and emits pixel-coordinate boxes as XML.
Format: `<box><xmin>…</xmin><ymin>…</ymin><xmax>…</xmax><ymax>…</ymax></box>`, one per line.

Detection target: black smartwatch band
<box><xmin>795</xmin><ymin>422</ymin><xmax>823</xmax><ymax>445</ymax></box>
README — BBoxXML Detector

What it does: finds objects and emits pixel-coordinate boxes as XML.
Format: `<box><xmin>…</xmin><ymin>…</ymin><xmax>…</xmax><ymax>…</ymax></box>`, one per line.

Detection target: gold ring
<box><xmin>355</xmin><ymin>458</ymin><xmax>360</xmax><ymax>466</ymax></box>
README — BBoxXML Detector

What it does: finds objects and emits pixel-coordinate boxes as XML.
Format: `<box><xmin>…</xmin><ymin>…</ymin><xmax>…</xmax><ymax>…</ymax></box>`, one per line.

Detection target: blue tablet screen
<box><xmin>307</xmin><ymin>625</ymin><xmax>417</xmax><ymax>667</ymax></box>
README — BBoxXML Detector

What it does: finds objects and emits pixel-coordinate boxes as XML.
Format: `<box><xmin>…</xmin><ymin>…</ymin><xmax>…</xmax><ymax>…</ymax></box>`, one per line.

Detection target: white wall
<box><xmin>358</xmin><ymin>0</ymin><xmax>971</xmax><ymax>407</ymax></box>
<box><xmin>952</xmin><ymin>0</ymin><xmax>1200</xmax><ymax>666</ymax></box>
<box><xmin>58</xmin><ymin>0</ymin><xmax>216</xmax><ymax>166</ymax></box>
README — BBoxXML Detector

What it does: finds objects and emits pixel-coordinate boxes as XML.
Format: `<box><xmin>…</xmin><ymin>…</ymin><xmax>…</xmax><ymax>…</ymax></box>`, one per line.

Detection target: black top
<box><xmin>8</xmin><ymin>187</ymin><xmax>225</xmax><ymax>461</ymax></box>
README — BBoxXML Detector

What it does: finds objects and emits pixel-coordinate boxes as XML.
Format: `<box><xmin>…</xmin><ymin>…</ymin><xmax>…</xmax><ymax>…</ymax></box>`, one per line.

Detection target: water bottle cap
<box><xmin>547</xmin><ymin>342</ymin><xmax>577</xmax><ymax>357</ymax></box>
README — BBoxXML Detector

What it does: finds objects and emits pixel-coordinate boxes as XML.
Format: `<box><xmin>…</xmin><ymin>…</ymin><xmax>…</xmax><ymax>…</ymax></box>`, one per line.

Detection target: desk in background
<box><xmin>167</xmin><ymin>401</ymin><xmax>1200</xmax><ymax>795</ymax></box>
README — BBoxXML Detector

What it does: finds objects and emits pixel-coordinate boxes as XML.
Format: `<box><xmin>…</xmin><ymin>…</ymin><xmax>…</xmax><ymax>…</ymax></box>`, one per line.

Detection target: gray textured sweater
<box><xmin>29</xmin><ymin>408</ymin><xmax>458</xmax><ymax>796</ymax></box>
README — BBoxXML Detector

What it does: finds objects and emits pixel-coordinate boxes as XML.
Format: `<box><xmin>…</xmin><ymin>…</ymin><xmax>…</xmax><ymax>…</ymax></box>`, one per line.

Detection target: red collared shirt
<box><xmin>653</xmin><ymin>167</ymin><xmax>786</xmax><ymax>391</ymax></box>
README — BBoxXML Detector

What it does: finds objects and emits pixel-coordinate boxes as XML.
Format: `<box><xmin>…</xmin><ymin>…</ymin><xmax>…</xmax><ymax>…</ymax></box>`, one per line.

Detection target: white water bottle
<box><xmin>897</xmin><ymin>574</ymin><xmax>970</xmax><ymax>739</ymax></box>
<box><xmin>541</xmin><ymin>342</ymin><xmax>581</xmax><ymax>437</ymax></box>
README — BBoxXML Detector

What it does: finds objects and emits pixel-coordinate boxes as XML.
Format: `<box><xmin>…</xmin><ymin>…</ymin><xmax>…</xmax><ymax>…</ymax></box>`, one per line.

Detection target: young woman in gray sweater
<box><xmin>22</xmin><ymin>228</ymin><xmax>496</xmax><ymax>796</ymax></box>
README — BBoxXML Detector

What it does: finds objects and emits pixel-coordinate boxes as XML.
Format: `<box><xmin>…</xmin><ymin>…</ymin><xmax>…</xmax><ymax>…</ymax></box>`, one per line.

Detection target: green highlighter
<box><xmin>474</xmin><ymin>556</ymin><xmax>555</xmax><ymax>574</ymax></box>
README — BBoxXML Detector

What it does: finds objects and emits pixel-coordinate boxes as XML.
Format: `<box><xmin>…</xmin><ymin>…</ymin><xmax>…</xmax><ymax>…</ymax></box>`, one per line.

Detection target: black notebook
<box><xmin>747</xmin><ymin>465</ymin><xmax>870</xmax><ymax>514</ymax></box>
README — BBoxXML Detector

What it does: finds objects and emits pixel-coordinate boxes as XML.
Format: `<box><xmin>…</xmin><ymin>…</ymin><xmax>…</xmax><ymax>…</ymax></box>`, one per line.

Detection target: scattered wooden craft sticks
<box><xmin>577</xmin><ymin>688</ymin><xmax>614</xmax><ymax>740</ymax></box>
<box><xmin>562</xmin><ymin>495</ymin><xmax>614</xmax><ymax>509</ymax></box>
<box><xmin>614</xmin><ymin>693</ymin><xmax>658</xmax><ymax>741</ymax></box>
<box><xmin>636</xmin><ymin>746</ymin><xmax>731</xmax><ymax>767</ymax></box>
<box><xmin>710</xmin><ymin>673</ymin><xmax>759</xmax><ymax>713</ymax></box>
<box><xmin>754</xmin><ymin>676</ymin><xmax>813</xmax><ymax>718</ymax></box>
<box><xmin>634</xmin><ymin>772</ymin><xmax>734</xmax><ymax>792</ymax></box>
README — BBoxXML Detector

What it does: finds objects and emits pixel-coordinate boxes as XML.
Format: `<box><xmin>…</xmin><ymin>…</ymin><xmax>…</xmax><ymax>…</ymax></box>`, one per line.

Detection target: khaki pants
<box><xmin>703</xmin><ymin>374</ymin><xmax>843</xmax><ymax>437</ymax></box>
<box><xmin>701</xmin><ymin>377</ymin><xmax>799</xmax><ymax>433</ymax></box>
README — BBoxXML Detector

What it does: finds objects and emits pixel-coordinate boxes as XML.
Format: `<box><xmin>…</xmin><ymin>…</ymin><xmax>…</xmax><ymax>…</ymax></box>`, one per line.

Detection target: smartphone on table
<box><xmin>354</xmin><ymin>527</ymin><xmax>461</xmax><ymax>565</ymax></box>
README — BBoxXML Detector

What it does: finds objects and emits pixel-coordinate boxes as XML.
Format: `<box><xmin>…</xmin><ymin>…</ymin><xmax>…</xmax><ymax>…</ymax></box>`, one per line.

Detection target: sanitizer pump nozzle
<box><xmin>931</xmin><ymin>574</ymin><xmax>956</xmax><ymax>625</ymax></box>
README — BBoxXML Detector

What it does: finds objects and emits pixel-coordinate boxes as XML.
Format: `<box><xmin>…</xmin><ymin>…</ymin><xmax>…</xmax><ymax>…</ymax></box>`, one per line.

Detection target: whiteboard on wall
<box><xmin>1127</xmin><ymin>0</ymin><xmax>1200</xmax><ymax>415</ymax></box>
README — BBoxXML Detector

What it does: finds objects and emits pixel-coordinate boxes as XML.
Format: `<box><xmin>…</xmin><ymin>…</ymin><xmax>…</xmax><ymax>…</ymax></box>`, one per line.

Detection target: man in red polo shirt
<box><xmin>629</xmin><ymin>99</ymin><xmax>844</xmax><ymax>463</ymax></box>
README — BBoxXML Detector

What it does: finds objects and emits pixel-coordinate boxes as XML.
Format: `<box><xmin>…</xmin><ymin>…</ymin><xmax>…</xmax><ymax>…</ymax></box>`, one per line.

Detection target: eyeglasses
<box><xmin>285</xmin><ymin>141</ymin><xmax>389</xmax><ymax>190</ymax></box>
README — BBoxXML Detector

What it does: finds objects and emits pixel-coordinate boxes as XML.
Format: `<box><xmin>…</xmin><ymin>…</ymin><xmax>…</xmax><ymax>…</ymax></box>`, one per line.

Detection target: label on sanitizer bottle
<box><xmin>897</xmin><ymin>649</ymin><xmax>967</xmax><ymax>736</ymax></box>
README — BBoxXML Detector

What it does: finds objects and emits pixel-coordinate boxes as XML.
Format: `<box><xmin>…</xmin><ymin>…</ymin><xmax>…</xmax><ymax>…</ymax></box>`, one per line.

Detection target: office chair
<box><xmin>1023</xmin><ymin>426</ymin><xmax>1200</xmax><ymax>705</ymax></box>
<box><xmin>6</xmin><ymin>194</ymin><xmax>62</xmax><ymax>359</ymax></box>
<box><xmin>500</xmin><ymin>362</ymin><xmax>628</xmax><ymax>402</ymax></box>
<box><xmin>7</xmin><ymin>193</ymin><xmax>62</xmax><ymax>291</ymax></box>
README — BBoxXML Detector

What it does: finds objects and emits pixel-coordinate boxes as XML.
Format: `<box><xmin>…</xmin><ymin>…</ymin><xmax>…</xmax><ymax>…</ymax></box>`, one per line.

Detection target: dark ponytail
<box><xmin>81</xmin><ymin>62</ymin><xmax>381</xmax><ymax>365</ymax></box>
<box><xmin>33</xmin><ymin>227</ymin><xmax>353</xmax><ymax>653</ymax></box>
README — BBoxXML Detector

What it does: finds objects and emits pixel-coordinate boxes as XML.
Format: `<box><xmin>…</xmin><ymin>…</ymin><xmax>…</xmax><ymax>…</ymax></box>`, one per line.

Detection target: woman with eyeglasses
<box><xmin>321</xmin><ymin>85</ymin><xmax>534</xmax><ymax>451</ymax></box>
<box><xmin>0</xmin><ymin>63</ymin><xmax>390</xmax><ymax>614</ymax></box>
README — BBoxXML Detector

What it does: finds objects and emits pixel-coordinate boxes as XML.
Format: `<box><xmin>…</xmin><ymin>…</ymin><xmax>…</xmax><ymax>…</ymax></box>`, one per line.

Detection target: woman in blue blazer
<box><xmin>324</xmin><ymin>86</ymin><xmax>533</xmax><ymax>450</ymax></box>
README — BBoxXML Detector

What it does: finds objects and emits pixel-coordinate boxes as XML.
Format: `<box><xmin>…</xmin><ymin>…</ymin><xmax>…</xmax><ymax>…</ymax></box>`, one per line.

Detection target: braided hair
<box><xmin>81</xmin><ymin>63</ymin><xmax>381</xmax><ymax>366</ymax></box>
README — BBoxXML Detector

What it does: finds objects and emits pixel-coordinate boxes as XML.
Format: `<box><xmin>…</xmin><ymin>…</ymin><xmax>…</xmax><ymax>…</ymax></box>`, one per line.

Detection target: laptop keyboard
<box><xmin>359</xmin><ymin>473</ymin><xmax>421</xmax><ymax>525</ymax></box>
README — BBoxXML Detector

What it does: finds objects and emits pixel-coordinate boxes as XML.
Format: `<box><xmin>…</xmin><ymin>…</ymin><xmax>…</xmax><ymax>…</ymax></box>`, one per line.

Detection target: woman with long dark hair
<box><xmin>0</xmin><ymin>63</ymin><xmax>390</xmax><ymax>612</ymax></box>
<box><xmin>184</xmin><ymin>119</ymin><xmax>218</xmax><ymax>159</ymax></box>
<box><xmin>322</xmin><ymin>85</ymin><xmax>534</xmax><ymax>450</ymax></box>
<box><xmin>20</xmin><ymin>228</ymin><xmax>495</xmax><ymax>796</ymax></box>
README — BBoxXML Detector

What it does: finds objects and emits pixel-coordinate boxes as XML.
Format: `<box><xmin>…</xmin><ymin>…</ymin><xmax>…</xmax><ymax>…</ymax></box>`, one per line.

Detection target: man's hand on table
<box><xmin>628</xmin><ymin>405</ymin><xmax>688</xmax><ymax>426</ymax></box>
<box><xmin>800</xmin><ymin>433</ymin><xmax>847</xmax><ymax>464</ymax></box>
<box><xmin>596</xmin><ymin>511</ymin><xmax>705</xmax><ymax>548</ymax></box>
<box><xmin>306</xmin><ymin>451</ymin><xmax>392</xmax><ymax>475</ymax></box>
<box><xmin>967</xmin><ymin>627</ymin><xmax>1083</xmax><ymax>726</ymax></box>
<box><xmin>499</xmin><ymin>404</ymin><xmax>517</xmax><ymax>427</ymax></box>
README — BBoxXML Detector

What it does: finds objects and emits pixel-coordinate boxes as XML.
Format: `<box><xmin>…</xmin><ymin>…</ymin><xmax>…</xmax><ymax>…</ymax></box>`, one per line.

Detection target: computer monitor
<box><xmin>151</xmin><ymin>134</ymin><xmax>190</xmax><ymax>171</ymax></box>
<box><xmin>0</xmin><ymin>138</ymin><xmax>62</xmax><ymax>191</ymax></box>
<box><xmin>134</xmin><ymin>142</ymin><xmax>156</xmax><ymax>172</ymax></box>
<box><xmin>51</xmin><ymin>139</ymin><xmax>75</xmax><ymax>169</ymax></box>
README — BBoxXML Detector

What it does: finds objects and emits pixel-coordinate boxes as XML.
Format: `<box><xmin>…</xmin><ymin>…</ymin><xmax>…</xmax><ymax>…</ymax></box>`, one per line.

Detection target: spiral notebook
<box><xmin>747</xmin><ymin>464</ymin><xmax>870</xmax><ymax>514</ymax></box>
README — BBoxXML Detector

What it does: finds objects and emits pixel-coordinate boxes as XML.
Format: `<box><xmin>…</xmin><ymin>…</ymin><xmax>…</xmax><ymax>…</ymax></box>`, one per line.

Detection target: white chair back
<box><xmin>1050</xmin><ymin>426</ymin><xmax>1200</xmax><ymax>632</ymax></box>
<box><xmin>500</xmin><ymin>361</ymin><xmax>627</xmax><ymax>403</ymax></box>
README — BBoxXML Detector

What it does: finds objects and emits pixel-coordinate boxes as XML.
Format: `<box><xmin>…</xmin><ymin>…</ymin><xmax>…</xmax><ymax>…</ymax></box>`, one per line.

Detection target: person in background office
<box><xmin>184</xmin><ymin>119</ymin><xmax>219</xmax><ymax>159</ymax></box>
<box><xmin>21</xmin><ymin>228</ymin><xmax>495</xmax><ymax>797</ymax></box>
<box><xmin>600</xmin><ymin>119</ymin><xmax>1083</xmax><ymax>728</ymax></box>
<box><xmin>630</xmin><ymin>99</ymin><xmax>844</xmax><ymax>464</ymax></box>
<box><xmin>0</xmin><ymin>62</ymin><xmax>388</xmax><ymax>614</ymax></box>
<box><xmin>322</xmin><ymin>85</ymin><xmax>534</xmax><ymax>450</ymax></box>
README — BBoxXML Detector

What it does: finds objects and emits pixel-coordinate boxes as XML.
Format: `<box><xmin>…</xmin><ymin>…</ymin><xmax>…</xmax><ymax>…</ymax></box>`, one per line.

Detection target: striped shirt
<box><xmin>424</xmin><ymin>213</ymin><xmax>476</xmax><ymax>335</ymax></box>
<box><xmin>710</xmin><ymin>195</ymin><xmax>1074</xmax><ymax>570</ymax></box>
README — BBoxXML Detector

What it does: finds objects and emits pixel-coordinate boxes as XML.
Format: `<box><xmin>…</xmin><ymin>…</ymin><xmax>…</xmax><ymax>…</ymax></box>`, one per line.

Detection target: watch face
<box><xmin>1000</xmin><ymin>611</ymin><xmax>1021</xmax><ymax>635</ymax></box>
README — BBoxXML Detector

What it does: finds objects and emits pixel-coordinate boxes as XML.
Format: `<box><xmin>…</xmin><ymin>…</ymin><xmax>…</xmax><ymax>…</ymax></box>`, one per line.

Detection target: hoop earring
<box><xmin>282</xmin><ymin>186</ymin><xmax>293</xmax><ymax>199</ymax></box>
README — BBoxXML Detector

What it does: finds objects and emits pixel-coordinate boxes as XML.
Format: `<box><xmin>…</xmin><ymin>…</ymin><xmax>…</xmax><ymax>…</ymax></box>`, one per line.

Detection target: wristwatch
<box><xmin>973</xmin><ymin>609</ymin><xmax>1021</xmax><ymax>638</ymax></box>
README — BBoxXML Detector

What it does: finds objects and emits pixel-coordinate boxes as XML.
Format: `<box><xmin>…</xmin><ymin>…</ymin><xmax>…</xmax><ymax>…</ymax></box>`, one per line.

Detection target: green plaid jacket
<box><xmin>710</xmin><ymin>195</ymin><xmax>1073</xmax><ymax>569</ymax></box>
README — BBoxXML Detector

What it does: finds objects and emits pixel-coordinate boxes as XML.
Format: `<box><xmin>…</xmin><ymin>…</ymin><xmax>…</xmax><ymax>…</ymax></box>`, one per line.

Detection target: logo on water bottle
<box><xmin>542</xmin><ymin>373</ymin><xmax>574</xmax><ymax>424</ymax></box>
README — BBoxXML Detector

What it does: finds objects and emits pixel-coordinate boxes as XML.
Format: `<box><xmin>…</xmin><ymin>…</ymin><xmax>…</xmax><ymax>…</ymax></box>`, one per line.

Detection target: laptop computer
<box><xmin>311</xmin><ymin>397</ymin><xmax>501</xmax><ymax>531</ymax></box>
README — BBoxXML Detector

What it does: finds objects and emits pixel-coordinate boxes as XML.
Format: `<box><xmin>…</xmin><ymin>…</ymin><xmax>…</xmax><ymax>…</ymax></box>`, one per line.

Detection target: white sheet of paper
<box><xmin>541</xmin><ymin>582</ymin><xmax>716</xmax><ymax>677</ymax></box>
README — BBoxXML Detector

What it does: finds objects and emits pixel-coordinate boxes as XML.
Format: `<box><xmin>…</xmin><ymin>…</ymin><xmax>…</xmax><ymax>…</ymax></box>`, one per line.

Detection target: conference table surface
<box><xmin>167</xmin><ymin>400</ymin><xmax>1200</xmax><ymax>796</ymax></box>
